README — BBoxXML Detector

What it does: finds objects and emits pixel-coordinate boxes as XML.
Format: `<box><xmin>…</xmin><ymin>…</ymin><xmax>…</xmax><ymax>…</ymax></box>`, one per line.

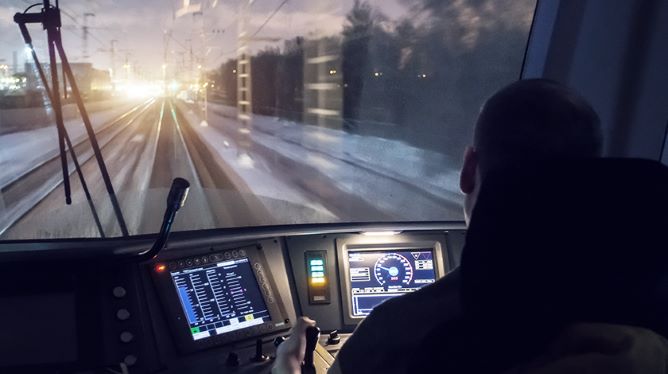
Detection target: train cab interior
<box><xmin>0</xmin><ymin>0</ymin><xmax>667</xmax><ymax>373</ymax></box>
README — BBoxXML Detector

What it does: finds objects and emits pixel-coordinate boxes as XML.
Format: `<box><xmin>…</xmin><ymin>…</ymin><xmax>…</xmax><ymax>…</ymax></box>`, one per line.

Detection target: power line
<box><xmin>250</xmin><ymin>0</ymin><xmax>288</xmax><ymax>38</ymax></box>
<box><xmin>60</xmin><ymin>7</ymin><xmax>80</xmax><ymax>25</ymax></box>
<box><xmin>213</xmin><ymin>0</ymin><xmax>290</xmax><ymax>63</ymax></box>
<box><xmin>167</xmin><ymin>33</ymin><xmax>190</xmax><ymax>52</ymax></box>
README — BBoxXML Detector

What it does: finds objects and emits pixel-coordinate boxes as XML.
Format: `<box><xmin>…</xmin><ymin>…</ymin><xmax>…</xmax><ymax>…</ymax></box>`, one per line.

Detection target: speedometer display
<box><xmin>348</xmin><ymin>249</ymin><xmax>436</xmax><ymax>316</ymax></box>
<box><xmin>373</xmin><ymin>253</ymin><xmax>413</xmax><ymax>288</ymax></box>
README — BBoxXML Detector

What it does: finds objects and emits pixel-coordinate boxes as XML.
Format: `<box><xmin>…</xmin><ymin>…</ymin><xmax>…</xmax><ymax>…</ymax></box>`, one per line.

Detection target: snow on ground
<box><xmin>185</xmin><ymin>101</ymin><xmax>464</xmax><ymax>221</ymax></box>
<box><xmin>0</xmin><ymin>96</ymin><xmax>465</xmax><ymax>235</ymax></box>
<box><xmin>208</xmin><ymin>103</ymin><xmax>463</xmax><ymax>203</ymax></box>
<box><xmin>177</xmin><ymin>102</ymin><xmax>339</xmax><ymax>222</ymax></box>
<box><xmin>0</xmin><ymin>99</ymin><xmax>147</xmax><ymax>189</ymax></box>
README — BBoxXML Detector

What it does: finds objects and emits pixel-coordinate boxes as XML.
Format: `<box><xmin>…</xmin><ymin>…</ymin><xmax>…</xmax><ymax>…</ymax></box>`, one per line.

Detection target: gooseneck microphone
<box><xmin>139</xmin><ymin>178</ymin><xmax>190</xmax><ymax>261</ymax></box>
<box><xmin>167</xmin><ymin>177</ymin><xmax>190</xmax><ymax>212</ymax></box>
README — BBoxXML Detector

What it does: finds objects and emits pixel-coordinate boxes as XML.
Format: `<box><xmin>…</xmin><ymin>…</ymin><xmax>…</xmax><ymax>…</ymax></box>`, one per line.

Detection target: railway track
<box><xmin>0</xmin><ymin>99</ymin><xmax>156</xmax><ymax>237</ymax></box>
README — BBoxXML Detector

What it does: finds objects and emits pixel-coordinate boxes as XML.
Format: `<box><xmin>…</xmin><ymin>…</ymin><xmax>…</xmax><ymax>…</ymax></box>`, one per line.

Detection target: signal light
<box><xmin>155</xmin><ymin>264</ymin><xmax>166</xmax><ymax>273</ymax></box>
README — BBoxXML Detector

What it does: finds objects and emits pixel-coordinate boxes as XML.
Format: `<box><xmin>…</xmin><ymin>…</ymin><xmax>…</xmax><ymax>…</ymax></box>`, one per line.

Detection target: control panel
<box><xmin>0</xmin><ymin>227</ymin><xmax>465</xmax><ymax>373</ymax></box>
<box><xmin>151</xmin><ymin>243</ymin><xmax>292</xmax><ymax>353</ymax></box>
<box><xmin>286</xmin><ymin>232</ymin><xmax>450</xmax><ymax>329</ymax></box>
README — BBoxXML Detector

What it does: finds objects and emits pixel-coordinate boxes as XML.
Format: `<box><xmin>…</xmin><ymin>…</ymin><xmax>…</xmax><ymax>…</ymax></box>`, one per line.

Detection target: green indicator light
<box><xmin>191</xmin><ymin>327</ymin><xmax>200</xmax><ymax>334</ymax></box>
<box><xmin>309</xmin><ymin>259</ymin><xmax>324</xmax><ymax>266</ymax></box>
<box><xmin>312</xmin><ymin>271</ymin><xmax>324</xmax><ymax>277</ymax></box>
<box><xmin>310</xmin><ymin>265</ymin><xmax>324</xmax><ymax>271</ymax></box>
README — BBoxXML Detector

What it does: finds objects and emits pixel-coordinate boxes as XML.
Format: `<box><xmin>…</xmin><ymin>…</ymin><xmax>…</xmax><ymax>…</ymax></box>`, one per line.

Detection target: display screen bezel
<box><xmin>169</xmin><ymin>257</ymin><xmax>272</xmax><ymax>341</ymax></box>
<box><xmin>151</xmin><ymin>244</ymin><xmax>291</xmax><ymax>353</ymax></box>
<box><xmin>346</xmin><ymin>249</ymin><xmax>437</xmax><ymax>317</ymax></box>
<box><xmin>337</xmin><ymin>236</ymin><xmax>448</xmax><ymax>326</ymax></box>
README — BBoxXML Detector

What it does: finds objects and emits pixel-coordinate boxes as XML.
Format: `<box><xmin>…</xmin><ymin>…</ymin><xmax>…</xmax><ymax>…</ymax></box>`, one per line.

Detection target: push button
<box><xmin>124</xmin><ymin>355</ymin><xmax>137</xmax><ymax>366</ymax></box>
<box><xmin>112</xmin><ymin>286</ymin><xmax>126</xmax><ymax>298</ymax></box>
<box><xmin>120</xmin><ymin>331</ymin><xmax>134</xmax><ymax>343</ymax></box>
<box><xmin>116</xmin><ymin>309</ymin><xmax>131</xmax><ymax>321</ymax></box>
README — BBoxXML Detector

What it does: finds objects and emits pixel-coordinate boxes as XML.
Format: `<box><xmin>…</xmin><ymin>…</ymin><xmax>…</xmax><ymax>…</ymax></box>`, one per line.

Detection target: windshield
<box><xmin>0</xmin><ymin>0</ymin><xmax>536</xmax><ymax>240</ymax></box>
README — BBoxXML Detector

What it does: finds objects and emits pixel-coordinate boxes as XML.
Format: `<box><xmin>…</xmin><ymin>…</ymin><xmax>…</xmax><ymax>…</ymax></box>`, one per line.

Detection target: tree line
<box><xmin>210</xmin><ymin>0</ymin><xmax>533</xmax><ymax>154</ymax></box>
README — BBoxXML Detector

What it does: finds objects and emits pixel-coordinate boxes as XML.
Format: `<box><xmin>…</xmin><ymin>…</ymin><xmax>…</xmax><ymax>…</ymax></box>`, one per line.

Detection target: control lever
<box><xmin>327</xmin><ymin>330</ymin><xmax>341</xmax><ymax>345</ymax></box>
<box><xmin>138</xmin><ymin>178</ymin><xmax>190</xmax><ymax>261</ymax></box>
<box><xmin>301</xmin><ymin>326</ymin><xmax>320</xmax><ymax>374</ymax></box>
<box><xmin>252</xmin><ymin>338</ymin><xmax>269</xmax><ymax>362</ymax></box>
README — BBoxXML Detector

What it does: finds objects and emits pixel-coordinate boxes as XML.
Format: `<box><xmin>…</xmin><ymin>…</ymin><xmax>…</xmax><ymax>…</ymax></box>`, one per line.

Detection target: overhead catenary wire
<box><xmin>250</xmin><ymin>0</ymin><xmax>289</xmax><ymax>38</ymax></box>
<box><xmin>167</xmin><ymin>32</ymin><xmax>190</xmax><ymax>52</ymax></box>
<box><xmin>215</xmin><ymin>0</ymin><xmax>289</xmax><ymax>61</ymax></box>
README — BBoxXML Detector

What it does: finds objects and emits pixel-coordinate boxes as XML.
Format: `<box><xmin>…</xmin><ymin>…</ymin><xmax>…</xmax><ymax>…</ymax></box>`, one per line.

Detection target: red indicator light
<box><xmin>155</xmin><ymin>264</ymin><xmax>166</xmax><ymax>273</ymax></box>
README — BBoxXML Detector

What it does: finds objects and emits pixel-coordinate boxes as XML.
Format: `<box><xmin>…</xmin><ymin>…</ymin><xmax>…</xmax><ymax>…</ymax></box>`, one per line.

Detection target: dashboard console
<box><xmin>0</xmin><ymin>224</ymin><xmax>466</xmax><ymax>373</ymax></box>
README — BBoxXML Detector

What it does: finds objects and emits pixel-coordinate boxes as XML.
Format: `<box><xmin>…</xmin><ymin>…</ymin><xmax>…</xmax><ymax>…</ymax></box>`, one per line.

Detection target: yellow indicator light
<box><xmin>311</xmin><ymin>278</ymin><xmax>326</xmax><ymax>284</ymax></box>
<box><xmin>245</xmin><ymin>314</ymin><xmax>254</xmax><ymax>321</ymax></box>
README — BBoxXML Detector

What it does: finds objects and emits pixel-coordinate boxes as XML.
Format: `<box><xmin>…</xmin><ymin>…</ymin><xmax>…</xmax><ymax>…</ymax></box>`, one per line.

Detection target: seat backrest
<box><xmin>460</xmin><ymin>158</ymin><xmax>668</xmax><ymax>371</ymax></box>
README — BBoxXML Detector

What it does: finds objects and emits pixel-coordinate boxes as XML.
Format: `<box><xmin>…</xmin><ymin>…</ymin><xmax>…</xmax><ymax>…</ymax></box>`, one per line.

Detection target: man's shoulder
<box><xmin>335</xmin><ymin>269</ymin><xmax>462</xmax><ymax>374</ymax></box>
<box><xmin>372</xmin><ymin>267</ymin><xmax>461</xmax><ymax>319</ymax></box>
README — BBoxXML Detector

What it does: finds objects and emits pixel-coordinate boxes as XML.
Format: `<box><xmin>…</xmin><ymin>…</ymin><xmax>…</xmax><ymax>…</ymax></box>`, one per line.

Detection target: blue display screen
<box><xmin>347</xmin><ymin>250</ymin><xmax>436</xmax><ymax>316</ymax></box>
<box><xmin>170</xmin><ymin>258</ymin><xmax>270</xmax><ymax>340</ymax></box>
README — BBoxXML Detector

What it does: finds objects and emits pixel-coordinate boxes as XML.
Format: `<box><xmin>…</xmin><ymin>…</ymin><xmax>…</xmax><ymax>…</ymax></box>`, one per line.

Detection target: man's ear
<box><xmin>460</xmin><ymin>146</ymin><xmax>478</xmax><ymax>194</ymax></box>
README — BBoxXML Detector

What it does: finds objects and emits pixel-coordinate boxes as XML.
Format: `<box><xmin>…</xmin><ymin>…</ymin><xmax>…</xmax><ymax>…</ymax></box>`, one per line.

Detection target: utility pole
<box><xmin>236</xmin><ymin>0</ymin><xmax>281</xmax><ymax>127</ymax></box>
<box><xmin>123</xmin><ymin>52</ymin><xmax>132</xmax><ymax>82</ymax></box>
<box><xmin>237</xmin><ymin>0</ymin><xmax>252</xmax><ymax>126</ymax></box>
<box><xmin>97</xmin><ymin>40</ymin><xmax>120</xmax><ymax>82</ymax></box>
<box><xmin>82</xmin><ymin>12</ymin><xmax>95</xmax><ymax>61</ymax></box>
<box><xmin>186</xmin><ymin>38</ymin><xmax>193</xmax><ymax>84</ymax></box>
<box><xmin>194</xmin><ymin>10</ymin><xmax>208</xmax><ymax>126</ymax></box>
<box><xmin>163</xmin><ymin>31</ymin><xmax>170</xmax><ymax>94</ymax></box>
<box><xmin>110</xmin><ymin>39</ymin><xmax>116</xmax><ymax>79</ymax></box>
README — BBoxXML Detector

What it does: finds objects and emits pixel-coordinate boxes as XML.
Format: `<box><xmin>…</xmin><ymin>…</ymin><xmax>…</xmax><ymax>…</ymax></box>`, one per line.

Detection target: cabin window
<box><xmin>0</xmin><ymin>0</ymin><xmax>537</xmax><ymax>239</ymax></box>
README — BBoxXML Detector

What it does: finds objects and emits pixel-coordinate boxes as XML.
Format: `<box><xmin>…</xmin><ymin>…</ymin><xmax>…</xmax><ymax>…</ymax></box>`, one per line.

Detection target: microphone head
<box><xmin>167</xmin><ymin>177</ymin><xmax>190</xmax><ymax>211</ymax></box>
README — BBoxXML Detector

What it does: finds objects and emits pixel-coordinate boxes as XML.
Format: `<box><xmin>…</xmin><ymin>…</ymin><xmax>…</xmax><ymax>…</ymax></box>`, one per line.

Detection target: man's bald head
<box><xmin>473</xmin><ymin>79</ymin><xmax>603</xmax><ymax>177</ymax></box>
<box><xmin>460</xmin><ymin>79</ymin><xmax>603</xmax><ymax>224</ymax></box>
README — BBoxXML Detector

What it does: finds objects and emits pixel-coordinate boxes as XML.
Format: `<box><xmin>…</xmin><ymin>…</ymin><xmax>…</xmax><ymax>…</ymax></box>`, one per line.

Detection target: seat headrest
<box><xmin>461</xmin><ymin>158</ymin><xmax>668</xmax><ymax>345</ymax></box>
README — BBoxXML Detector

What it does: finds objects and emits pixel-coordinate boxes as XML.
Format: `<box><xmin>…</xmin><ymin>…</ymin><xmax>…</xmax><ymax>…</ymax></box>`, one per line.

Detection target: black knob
<box><xmin>226</xmin><ymin>352</ymin><xmax>239</xmax><ymax>367</ymax></box>
<box><xmin>252</xmin><ymin>338</ymin><xmax>269</xmax><ymax>362</ymax></box>
<box><xmin>273</xmin><ymin>336</ymin><xmax>286</xmax><ymax>348</ymax></box>
<box><xmin>301</xmin><ymin>326</ymin><xmax>320</xmax><ymax>374</ymax></box>
<box><xmin>327</xmin><ymin>330</ymin><xmax>341</xmax><ymax>345</ymax></box>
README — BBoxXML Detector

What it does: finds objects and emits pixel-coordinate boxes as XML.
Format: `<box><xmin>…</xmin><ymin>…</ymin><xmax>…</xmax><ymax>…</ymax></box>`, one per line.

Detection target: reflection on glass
<box><xmin>0</xmin><ymin>0</ymin><xmax>536</xmax><ymax>239</ymax></box>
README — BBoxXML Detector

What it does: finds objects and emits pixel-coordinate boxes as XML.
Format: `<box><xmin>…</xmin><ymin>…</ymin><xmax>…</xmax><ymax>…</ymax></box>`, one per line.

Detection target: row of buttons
<box><xmin>168</xmin><ymin>249</ymin><xmax>249</xmax><ymax>271</ymax></box>
<box><xmin>112</xmin><ymin>286</ymin><xmax>137</xmax><ymax>367</ymax></box>
<box><xmin>252</xmin><ymin>264</ymin><xmax>275</xmax><ymax>304</ymax></box>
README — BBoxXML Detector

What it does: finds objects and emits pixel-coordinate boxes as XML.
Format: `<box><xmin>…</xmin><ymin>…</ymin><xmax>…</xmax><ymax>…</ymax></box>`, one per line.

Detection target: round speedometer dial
<box><xmin>374</xmin><ymin>253</ymin><xmax>413</xmax><ymax>287</ymax></box>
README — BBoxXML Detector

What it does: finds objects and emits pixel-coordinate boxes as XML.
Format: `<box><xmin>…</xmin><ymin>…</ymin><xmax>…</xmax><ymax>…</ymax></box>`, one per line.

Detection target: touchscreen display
<box><xmin>347</xmin><ymin>250</ymin><xmax>436</xmax><ymax>316</ymax></box>
<box><xmin>170</xmin><ymin>258</ymin><xmax>270</xmax><ymax>341</ymax></box>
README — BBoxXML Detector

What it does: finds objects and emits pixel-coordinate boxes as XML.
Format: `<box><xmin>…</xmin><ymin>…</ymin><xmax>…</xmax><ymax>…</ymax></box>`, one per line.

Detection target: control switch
<box><xmin>251</xmin><ymin>338</ymin><xmax>269</xmax><ymax>362</ymax></box>
<box><xmin>327</xmin><ymin>330</ymin><xmax>341</xmax><ymax>345</ymax></box>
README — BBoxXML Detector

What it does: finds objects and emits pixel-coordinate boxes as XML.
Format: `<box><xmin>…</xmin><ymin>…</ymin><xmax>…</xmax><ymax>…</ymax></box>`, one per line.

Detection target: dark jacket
<box><xmin>418</xmin><ymin>159</ymin><xmax>668</xmax><ymax>373</ymax></box>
